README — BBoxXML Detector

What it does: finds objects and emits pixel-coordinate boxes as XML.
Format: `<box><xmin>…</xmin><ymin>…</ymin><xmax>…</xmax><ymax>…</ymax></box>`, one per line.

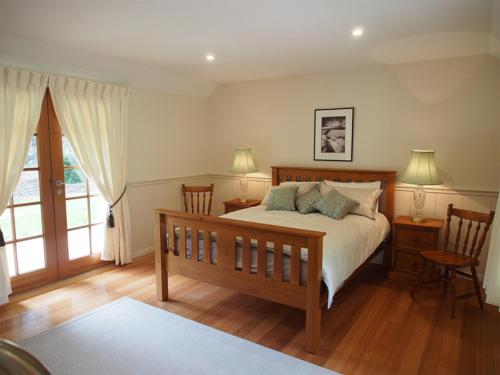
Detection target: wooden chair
<box><xmin>411</xmin><ymin>204</ymin><xmax>495</xmax><ymax>317</ymax></box>
<box><xmin>181</xmin><ymin>184</ymin><xmax>214</xmax><ymax>215</ymax></box>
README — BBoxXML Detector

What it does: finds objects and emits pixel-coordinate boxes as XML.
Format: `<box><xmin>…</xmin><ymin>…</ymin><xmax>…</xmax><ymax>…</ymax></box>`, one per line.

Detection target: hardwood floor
<box><xmin>1</xmin><ymin>254</ymin><xmax>499</xmax><ymax>375</ymax></box>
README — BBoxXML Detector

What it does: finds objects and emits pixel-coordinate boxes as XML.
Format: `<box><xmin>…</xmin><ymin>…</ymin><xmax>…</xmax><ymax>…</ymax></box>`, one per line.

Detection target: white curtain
<box><xmin>484</xmin><ymin>194</ymin><xmax>500</xmax><ymax>310</ymax></box>
<box><xmin>0</xmin><ymin>68</ymin><xmax>48</xmax><ymax>304</ymax></box>
<box><xmin>48</xmin><ymin>77</ymin><xmax>132</xmax><ymax>265</ymax></box>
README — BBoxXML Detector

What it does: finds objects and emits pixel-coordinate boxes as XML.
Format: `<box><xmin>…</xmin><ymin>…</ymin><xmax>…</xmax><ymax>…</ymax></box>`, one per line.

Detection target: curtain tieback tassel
<box><xmin>107</xmin><ymin>186</ymin><xmax>127</xmax><ymax>228</ymax></box>
<box><xmin>0</xmin><ymin>228</ymin><xmax>5</xmax><ymax>247</ymax></box>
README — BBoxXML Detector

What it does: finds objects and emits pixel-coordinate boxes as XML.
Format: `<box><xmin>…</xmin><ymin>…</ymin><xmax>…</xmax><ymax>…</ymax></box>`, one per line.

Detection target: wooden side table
<box><xmin>223</xmin><ymin>198</ymin><xmax>261</xmax><ymax>214</ymax></box>
<box><xmin>390</xmin><ymin>216</ymin><xmax>444</xmax><ymax>283</ymax></box>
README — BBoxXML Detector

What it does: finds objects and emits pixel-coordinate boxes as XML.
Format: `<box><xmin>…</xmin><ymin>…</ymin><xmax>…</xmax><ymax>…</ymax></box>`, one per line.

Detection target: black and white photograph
<box><xmin>314</xmin><ymin>108</ymin><xmax>354</xmax><ymax>161</ymax></box>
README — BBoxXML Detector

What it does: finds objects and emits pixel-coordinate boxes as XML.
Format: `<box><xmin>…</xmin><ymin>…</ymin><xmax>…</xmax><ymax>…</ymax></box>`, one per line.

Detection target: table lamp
<box><xmin>230</xmin><ymin>148</ymin><xmax>258</xmax><ymax>203</ymax></box>
<box><xmin>400</xmin><ymin>150</ymin><xmax>442</xmax><ymax>223</ymax></box>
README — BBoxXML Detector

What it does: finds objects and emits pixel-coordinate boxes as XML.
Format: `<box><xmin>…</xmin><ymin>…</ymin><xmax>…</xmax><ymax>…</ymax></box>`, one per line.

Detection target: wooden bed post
<box><xmin>305</xmin><ymin>236</ymin><xmax>323</xmax><ymax>354</ymax></box>
<box><xmin>154</xmin><ymin>210</ymin><xmax>168</xmax><ymax>301</ymax></box>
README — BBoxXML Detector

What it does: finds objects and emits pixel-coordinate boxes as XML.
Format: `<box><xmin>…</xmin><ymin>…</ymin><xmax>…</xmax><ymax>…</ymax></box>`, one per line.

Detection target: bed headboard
<box><xmin>271</xmin><ymin>166</ymin><xmax>396</xmax><ymax>223</ymax></box>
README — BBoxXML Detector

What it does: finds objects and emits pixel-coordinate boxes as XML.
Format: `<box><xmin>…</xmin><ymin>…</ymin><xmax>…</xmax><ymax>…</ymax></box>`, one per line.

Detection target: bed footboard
<box><xmin>154</xmin><ymin>209</ymin><xmax>326</xmax><ymax>353</ymax></box>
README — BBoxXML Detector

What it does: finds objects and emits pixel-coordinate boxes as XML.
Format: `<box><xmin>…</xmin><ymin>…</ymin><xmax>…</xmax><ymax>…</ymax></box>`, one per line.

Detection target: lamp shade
<box><xmin>400</xmin><ymin>150</ymin><xmax>442</xmax><ymax>185</ymax></box>
<box><xmin>230</xmin><ymin>148</ymin><xmax>258</xmax><ymax>174</ymax></box>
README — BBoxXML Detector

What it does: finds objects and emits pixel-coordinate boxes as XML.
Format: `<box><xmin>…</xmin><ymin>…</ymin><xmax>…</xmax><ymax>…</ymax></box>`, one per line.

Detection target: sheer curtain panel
<box><xmin>0</xmin><ymin>68</ymin><xmax>48</xmax><ymax>304</ymax></box>
<box><xmin>484</xmin><ymin>194</ymin><xmax>500</xmax><ymax>310</ymax></box>
<box><xmin>48</xmin><ymin>77</ymin><xmax>132</xmax><ymax>265</ymax></box>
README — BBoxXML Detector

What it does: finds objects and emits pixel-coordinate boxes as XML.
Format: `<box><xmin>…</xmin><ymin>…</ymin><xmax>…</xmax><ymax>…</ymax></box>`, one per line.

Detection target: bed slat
<box><xmin>203</xmin><ymin>230</ymin><xmax>211</xmax><ymax>264</ymax></box>
<box><xmin>192</xmin><ymin>227</ymin><xmax>199</xmax><ymax>261</ymax></box>
<box><xmin>291</xmin><ymin>245</ymin><xmax>300</xmax><ymax>285</ymax></box>
<box><xmin>179</xmin><ymin>226</ymin><xmax>187</xmax><ymax>258</ymax></box>
<box><xmin>274</xmin><ymin>241</ymin><xmax>283</xmax><ymax>281</ymax></box>
<box><xmin>167</xmin><ymin>223</ymin><xmax>175</xmax><ymax>254</ymax></box>
<box><xmin>242</xmin><ymin>237</ymin><xmax>251</xmax><ymax>273</ymax></box>
<box><xmin>257</xmin><ymin>240</ymin><xmax>266</xmax><ymax>277</ymax></box>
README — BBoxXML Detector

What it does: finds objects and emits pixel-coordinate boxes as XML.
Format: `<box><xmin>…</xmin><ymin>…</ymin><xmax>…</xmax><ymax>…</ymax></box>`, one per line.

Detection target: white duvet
<box><xmin>222</xmin><ymin>205</ymin><xmax>390</xmax><ymax>308</ymax></box>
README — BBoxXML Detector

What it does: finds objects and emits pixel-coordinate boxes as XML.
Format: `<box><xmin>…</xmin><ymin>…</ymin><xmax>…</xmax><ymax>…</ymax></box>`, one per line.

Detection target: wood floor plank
<box><xmin>1</xmin><ymin>254</ymin><xmax>498</xmax><ymax>375</ymax></box>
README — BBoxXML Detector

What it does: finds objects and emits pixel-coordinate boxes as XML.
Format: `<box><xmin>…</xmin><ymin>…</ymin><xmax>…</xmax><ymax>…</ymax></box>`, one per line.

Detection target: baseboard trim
<box><xmin>133</xmin><ymin>246</ymin><xmax>154</xmax><ymax>258</ymax></box>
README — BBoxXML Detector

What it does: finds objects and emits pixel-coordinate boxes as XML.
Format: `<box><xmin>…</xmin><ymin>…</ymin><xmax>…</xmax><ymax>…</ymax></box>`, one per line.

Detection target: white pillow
<box><xmin>322</xmin><ymin>180</ymin><xmax>382</xmax><ymax>211</ymax></box>
<box><xmin>320</xmin><ymin>183</ymin><xmax>382</xmax><ymax>219</ymax></box>
<box><xmin>261</xmin><ymin>182</ymin><xmax>318</xmax><ymax>205</ymax></box>
<box><xmin>323</xmin><ymin>180</ymin><xmax>381</xmax><ymax>189</ymax></box>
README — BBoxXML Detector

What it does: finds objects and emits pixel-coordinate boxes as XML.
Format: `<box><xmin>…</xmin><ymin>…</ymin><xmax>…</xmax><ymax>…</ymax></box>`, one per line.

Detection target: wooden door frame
<box><xmin>10</xmin><ymin>93</ymin><xmax>59</xmax><ymax>292</ymax></box>
<box><xmin>10</xmin><ymin>90</ymin><xmax>109</xmax><ymax>293</ymax></box>
<box><xmin>47</xmin><ymin>91</ymin><xmax>108</xmax><ymax>279</ymax></box>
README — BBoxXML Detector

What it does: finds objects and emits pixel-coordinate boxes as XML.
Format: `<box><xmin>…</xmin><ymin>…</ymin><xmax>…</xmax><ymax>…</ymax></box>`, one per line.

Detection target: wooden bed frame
<box><xmin>154</xmin><ymin>166</ymin><xmax>396</xmax><ymax>353</ymax></box>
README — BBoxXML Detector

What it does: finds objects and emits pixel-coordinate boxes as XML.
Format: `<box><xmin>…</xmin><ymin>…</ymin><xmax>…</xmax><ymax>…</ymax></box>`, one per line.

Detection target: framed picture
<box><xmin>314</xmin><ymin>107</ymin><xmax>354</xmax><ymax>161</ymax></box>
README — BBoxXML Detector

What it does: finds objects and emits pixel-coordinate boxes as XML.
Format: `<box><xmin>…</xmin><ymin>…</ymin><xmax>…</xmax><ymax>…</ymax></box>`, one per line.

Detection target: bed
<box><xmin>154</xmin><ymin>166</ymin><xmax>396</xmax><ymax>353</ymax></box>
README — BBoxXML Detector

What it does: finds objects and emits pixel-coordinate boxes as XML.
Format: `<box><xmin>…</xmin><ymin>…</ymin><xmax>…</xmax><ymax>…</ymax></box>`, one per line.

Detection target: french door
<box><xmin>0</xmin><ymin>91</ymin><xmax>108</xmax><ymax>292</ymax></box>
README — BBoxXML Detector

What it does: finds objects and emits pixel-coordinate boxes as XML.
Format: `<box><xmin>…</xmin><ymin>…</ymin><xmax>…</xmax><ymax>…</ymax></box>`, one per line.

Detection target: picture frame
<box><xmin>314</xmin><ymin>107</ymin><xmax>354</xmax><ymax>162</ymax></box>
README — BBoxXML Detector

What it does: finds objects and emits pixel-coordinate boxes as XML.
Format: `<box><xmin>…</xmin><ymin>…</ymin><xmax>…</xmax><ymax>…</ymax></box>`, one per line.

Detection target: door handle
<box><xmin>55</xmin><ymin>179</ymin><xmax>65</xmax><ymax>188</ymax></box>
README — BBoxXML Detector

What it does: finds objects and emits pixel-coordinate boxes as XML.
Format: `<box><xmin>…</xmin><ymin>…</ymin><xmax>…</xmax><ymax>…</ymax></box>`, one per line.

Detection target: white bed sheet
<box><xmin>222</xmin><ymin>206</ymin><xmax>390</xmax><ymax>308</ymax></box>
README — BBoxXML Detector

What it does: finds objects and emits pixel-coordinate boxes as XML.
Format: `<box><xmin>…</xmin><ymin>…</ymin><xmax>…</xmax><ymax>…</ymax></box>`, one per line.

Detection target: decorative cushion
<box><xmin>265</xmin><ymin>186</ymin><xmax>299</xmax><ymax>211</ymax></box>
<box><xmin>313</xmin><ymin>188</ymin><xmax>359</xmax><ymax>219</ymax></box>
<box><xmin>279</xmin><ymin>181</ymin><xmax>319</xmax><ymax>196</ymax></box>
<box><xmin>261</xmin><ymin>182</ymin><xmax>318</xmax><ymax>205</ymax></box>
<box><xmin>295</xmin><ymin>185</ymin><xmax>322</xmax><ymax>214</ymax></box>
<box><xmin>320</xmin><ymin>183</ymin><xmax>382</xmax><ymax>219</ymax></box>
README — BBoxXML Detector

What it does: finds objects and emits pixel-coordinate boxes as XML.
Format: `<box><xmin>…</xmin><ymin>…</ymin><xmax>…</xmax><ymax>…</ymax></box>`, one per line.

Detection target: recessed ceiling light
<box><xmin>205</xmin><ymin>54</ymin><xmax>215</xmax><ymax>62</ymax></box>
<box><xmin>352</xmin><ymin>27</ymin><xmax>364</xmax><ymax>37</ymax></box>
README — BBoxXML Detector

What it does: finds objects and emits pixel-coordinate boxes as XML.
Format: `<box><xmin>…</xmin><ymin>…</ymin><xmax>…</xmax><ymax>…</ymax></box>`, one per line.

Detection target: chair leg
<box><xmin>450</xmin><ymin>269</ymin><xmax>457</xmax><ymax>318</ymax></box>
<box><xmin>471</xmin><ymin>265</ymin><xmax>484</xmax><ymax>310</ymax></box>
<box><xmin>410</xmin><ymin>258</ymin><xmax>426</xmax><ymax>299</ymax></box>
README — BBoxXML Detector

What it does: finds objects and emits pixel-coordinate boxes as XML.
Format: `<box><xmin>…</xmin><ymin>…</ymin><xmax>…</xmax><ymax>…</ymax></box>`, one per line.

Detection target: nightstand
<box><xmin>223</xmin><ymin>198</ymin><xmax>261</xmax><ymax>214</ymax></box>
<box><xmin>390</xmin><ymin>216</ymin><xmax>444</xmax><ymax>283</ymax></box>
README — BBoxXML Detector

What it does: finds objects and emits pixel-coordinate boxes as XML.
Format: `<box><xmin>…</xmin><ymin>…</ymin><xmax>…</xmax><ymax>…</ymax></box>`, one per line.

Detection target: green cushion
<box><xmin>313</xmin><ymin>188</ymin><xmax>359</xmax><ymax>219</ymax></box>
<box><xmin>266</xmin><ymin>186</ymin><xmax>298</xmax><ymax>211</ymax></box>
<box><xmin>296</xmin><ymin>185</ymin><xmax>322</xmax><ymax>214</ymax></box>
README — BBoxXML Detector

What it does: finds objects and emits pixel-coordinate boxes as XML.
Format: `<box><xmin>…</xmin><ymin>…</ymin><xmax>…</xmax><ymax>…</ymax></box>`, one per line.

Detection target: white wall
<box><xmin>208</xmin><ymin>55</ymin><xmax>499</xmax><ymax>191</ymax></box>
<box><xmin>126</xmin><ymin>88</ymin><xmax>211</xmax><ymax>255</ymax></box>
<box><xmin>206</xmin><ymin>55</ymin><xmax>500</xmax><ymax>274</ymax></box>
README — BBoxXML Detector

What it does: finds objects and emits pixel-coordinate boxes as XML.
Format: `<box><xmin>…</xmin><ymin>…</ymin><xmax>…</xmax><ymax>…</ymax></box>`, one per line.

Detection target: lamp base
<box><xmin>411</xmin><ymin>185</ymin><xmax>426</xmax><ymax>223</ymax></box>
<box><xmin>239</xmin><ymin>175</ymin><xmax>248</xmax><ymax>203</ymax></box>
<box><xmin>411</xmin><ymin>216</ymin><xmax>426</xmax><ymax>223</ymax></box>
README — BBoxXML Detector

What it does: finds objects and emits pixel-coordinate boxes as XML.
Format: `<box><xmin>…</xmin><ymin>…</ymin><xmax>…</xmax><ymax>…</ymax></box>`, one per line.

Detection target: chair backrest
<box><xmin>182</xmin><ymin>184</ymin><xmax>214</xmax><ymax>215</ymax></box>
<box><xmin>443</xmin><ymin>203</ymin><xmax>495</xmax><ymax>261</ymax></box>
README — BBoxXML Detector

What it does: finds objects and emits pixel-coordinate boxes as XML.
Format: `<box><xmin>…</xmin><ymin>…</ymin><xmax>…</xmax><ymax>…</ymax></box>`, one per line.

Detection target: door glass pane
<box><xmin>13</xmin><ymin>170</ymin><xmax>41</xmax><ymax>204</ymax></box>
<box><xmin>68</xmin><ymin>227</ymin><xmax>90</xmax><ymax>260</ymax></box>
<box><xmin>89</xmin><ymin>180</ymin><xmax>101</xmax><ymax>195</ymax></box>
<box><xmin>0</xmin><ymin>208</ymin><xmax>13</xmax><ymax>242</ymax></box>
<box><xmin>90</xmin><ymin>196</ymin><xmax>107</xmax><ymax>224</ymax></box>
<box><xmin>17</xmin><ymin>238</ymin><xmax>46</xmax><ymax>274</ymax></box>
<box><xmin>66</xmin><ymin>199</ymin><xmax>89</xmax><ymax>228</ymax></box>
<box><xmin>64</xmin><ymin>168</ymin><xmax>87</xmax><ymax>197</ymax></box>
<box><xmin>14</xmin><ymin>205</ymin><xmax>43</xmax><ymax>239</ymax></box>
<box><xmin>62</xmin><ymin>137</ymin><xmax>79</xmax><ymax>167</ymax></box>
<box><xmin>91</xmin><ymin>224</ymin><xmax>105</xmax><ymax>254</ymax></box>
<box><xmin>24</xmin><ymin>136</ymin><xmax>38</xmax><ymax>168</ymax></box>
<box><xmin>6</xmin><ymin>244</ymin><xmax>16</xmax><ymax>277</ymax></box>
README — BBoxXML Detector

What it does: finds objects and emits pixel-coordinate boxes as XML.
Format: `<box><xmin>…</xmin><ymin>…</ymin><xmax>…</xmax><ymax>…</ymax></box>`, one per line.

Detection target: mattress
<box><xmin>170</xmin><ymin>205</ymin><xmax>390</xmax><ymax>308</ymax></box>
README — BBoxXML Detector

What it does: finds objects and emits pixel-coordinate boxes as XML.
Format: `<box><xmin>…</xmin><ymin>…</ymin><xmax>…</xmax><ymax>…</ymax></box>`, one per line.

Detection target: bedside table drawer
<box><xmin>397</xmin><ymin>228</ymin><xmax>436</xmax><ymax>250</ymax></box>
<box><xmin>395</xmin><ymin>250</ymin><xmax>430</xmax><ymax>273</ymax></box>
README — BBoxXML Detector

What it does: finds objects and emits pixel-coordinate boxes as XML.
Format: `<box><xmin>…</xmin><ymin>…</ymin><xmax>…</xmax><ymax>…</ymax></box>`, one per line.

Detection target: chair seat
<box><xmin>420</xmin><ymin>250</ymin><xmax>476</xmax><ymax>267</ymax></box>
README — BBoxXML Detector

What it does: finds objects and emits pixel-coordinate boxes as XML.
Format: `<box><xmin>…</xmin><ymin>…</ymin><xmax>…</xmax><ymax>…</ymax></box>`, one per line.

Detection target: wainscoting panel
<box><xmin>127</xmin><ymin>175</ymin><xmax>211</xmax><ymax>257</ymax></box>
<box><xmin>208</xmin><ymin>174</ymin><xmax>498</xmax><ymax>275</ymax></box>
<box><xmin>127</xmin><ymin>173</ymin><xmax>497</xmax><ymax>275</ymax></box>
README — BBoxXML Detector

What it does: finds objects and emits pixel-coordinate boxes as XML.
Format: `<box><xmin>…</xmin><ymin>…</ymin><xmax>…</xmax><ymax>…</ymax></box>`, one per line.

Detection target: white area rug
<box><xmin>21</xmin><ymin>297</ymin><xmax>339</xmax><ymax>375</ymax></box>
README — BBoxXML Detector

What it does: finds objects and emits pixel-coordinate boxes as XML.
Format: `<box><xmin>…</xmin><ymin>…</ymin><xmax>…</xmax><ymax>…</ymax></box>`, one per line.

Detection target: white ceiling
<box><xmin>0</xmin><ymin>0</ymin><xmax>496</xmax><ymax>84</ymax></box>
